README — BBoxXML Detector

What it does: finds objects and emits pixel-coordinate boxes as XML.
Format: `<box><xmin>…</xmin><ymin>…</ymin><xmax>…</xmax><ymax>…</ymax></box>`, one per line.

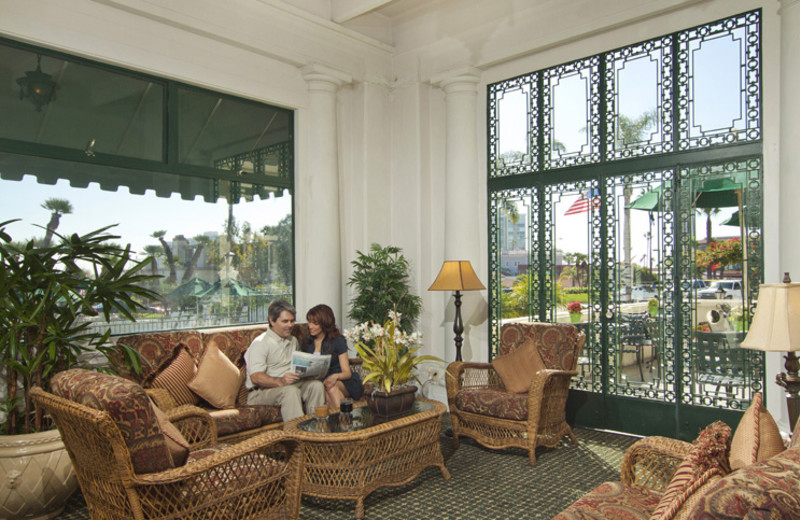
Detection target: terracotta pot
<box><xmin>365</xmin><ymin>385</ymin><xmax>418</xmax><ymax>419</ymax></box>
<box><xmin>0</xmin><ymin>429</ymin><xmax>78</xmax><ymax>520</ymax></box>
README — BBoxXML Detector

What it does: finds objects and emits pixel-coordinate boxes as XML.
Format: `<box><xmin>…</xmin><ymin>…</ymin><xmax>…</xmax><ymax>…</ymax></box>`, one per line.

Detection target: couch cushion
<box><xmin>498</xmin><ymin>322</ymin><xmax>581</xmax><ymax>370</ymax></box>
<box><xmin>491</xmin><ymin>338</ymin><xmax>545</xmax><ymax>393</ymax></box>
<box><xmin>730</xmin><ymin>393</ymin><xmax>785</xmax><ymax>470</ymax></box>
<box><xmin>199</xmin><ymin>324</ymin><xmax>269</xmax><ymax>367</ymax></box>
<box><xmin>687</xmin><ymin>446</ymin><xmax>800</xmax><ymax>520</ymax></box>
<box><xmin>454</xmin><ymin>389</ymin><xmax>527</xmax><ymax>421</ymax></box>
<box><xmin>146</xmin><ymin>344</ymin><xmax>200</xmax><ymax>406</ymax></box>
<box><xmin>188</xmin><ymin>344</ymin><xmax>243</xmax><ymax>409</ymax></box>
<box><xmin>150</xmin><ymin>399</ymin><xmax>190</xmax><ymax>467</ymax></box>
<box><xmin>551</xmin><ymin>481</ymin><xmax>661</xmax><ymax>520</ymax></box>
<box><xmin>209</xmin><ymin>406</ymin><xmax>282</xmax><ymax>438</ymax></box>
<box><xmin>650</xmin><ymin>420</ymin><xmax>732</xmax><ymax>520</ymax></box>
<box><xmin>113</xmin><ymin>330</ymin><xmax>204</xmax><ymax>381</ymax></box>
<box><xmin>50</xmin><ymin>369</ymin><xmax>175</xmax><ymax>474</ymax></box>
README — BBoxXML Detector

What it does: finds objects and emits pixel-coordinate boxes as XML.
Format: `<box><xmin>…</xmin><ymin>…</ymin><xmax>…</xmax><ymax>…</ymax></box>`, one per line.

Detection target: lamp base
<box><xmin>777</xmin><ymin>351</ymin><xmax>800</xmax><ymax>433</ymax></box>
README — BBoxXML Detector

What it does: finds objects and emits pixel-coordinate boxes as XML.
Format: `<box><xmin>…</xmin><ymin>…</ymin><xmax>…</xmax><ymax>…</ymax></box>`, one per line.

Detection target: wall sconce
<box><xmin>17</xmin><ymin>55</ymin><xmax>57</xmax><ymax>112</ymax></box>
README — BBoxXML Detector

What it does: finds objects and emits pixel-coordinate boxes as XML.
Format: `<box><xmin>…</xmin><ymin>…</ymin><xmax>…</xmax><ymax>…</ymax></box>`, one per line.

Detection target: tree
<box><xmin>698</xmin><ymin>208</ymin><xmax>721</xmax><ymax>278</ymax></box>
<box><xmin>40</xmin><ymin>198</ymin><xmax>73</xmax><ymax>247</ymax></box>
<box><xmin>181</xmin><ymin>235</ymin><xmax>210</xmax><ymax>283</ymax></box>
<box><xmin>152</xmin><ymin>230</ymin><xmax>177</xmax><ymax>285</ymax></box>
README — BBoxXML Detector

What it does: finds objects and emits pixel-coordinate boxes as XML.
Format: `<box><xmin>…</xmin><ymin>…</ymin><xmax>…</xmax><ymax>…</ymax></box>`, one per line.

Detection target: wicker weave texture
<box><xmin>446</xmin><ymin>322</ymin><xmax>584</xmax><ymax>466</ymax></box>
<box><xmin>284</xmin><ymin>398</ymin><xmax>450</xmax><ymax>519</ymax></box>
<box><xmin>31</xmin><ymin>386</ymin><xmax>303</xmax><ymax>520</ymax></box>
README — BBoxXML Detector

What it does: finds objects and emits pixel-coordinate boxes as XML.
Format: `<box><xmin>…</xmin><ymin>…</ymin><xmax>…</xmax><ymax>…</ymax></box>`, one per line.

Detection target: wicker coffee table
<box><xmin>284</xmin><ymin>398</ymin><xmax>450</xmax><ymax>518</ymax></box>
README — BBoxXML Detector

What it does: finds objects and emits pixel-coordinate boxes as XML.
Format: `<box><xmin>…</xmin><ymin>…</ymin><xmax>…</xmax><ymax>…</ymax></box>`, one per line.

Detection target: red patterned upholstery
<box><xmin>50</xmin><ymin>369</ymin><xmax>174</xmax><ymax>474</ymax></box>
<box><xmin>552</xmin><ymin>481</ymin><xmax>661</xmax><ymax>520</ymax></box>
<box><xmin>446</xmin><ymin>322</ymin><xmax>585</xmax><ymax>465</ymax></box>
<box><xmin>113</xmin><ymin>330</ymin><xmax>203</xmax><ymax>381</ymax></box>
<box><xmin>210</xmin><ymin>406</ymin><xmax>283</xmax><ymax>438</ymax></box>
<box><xmin>199</xmin><ymin>324</ymin><xmax>269</xmax><ymax>366</ymax></box>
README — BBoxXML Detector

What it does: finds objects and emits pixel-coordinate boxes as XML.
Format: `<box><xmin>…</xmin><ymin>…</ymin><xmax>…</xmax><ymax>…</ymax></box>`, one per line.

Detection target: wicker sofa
<box><xmin>552</xmin><ymin>392</ymin><xmax>800</xmax><ymax>520</ymax></box>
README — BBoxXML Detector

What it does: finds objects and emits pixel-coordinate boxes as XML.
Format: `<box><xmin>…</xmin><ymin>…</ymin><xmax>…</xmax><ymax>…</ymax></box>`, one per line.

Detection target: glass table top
<box><xmin>296</xmin><ymin>400</ymin><xmax>434</xmax><ymax>434</ymax></box>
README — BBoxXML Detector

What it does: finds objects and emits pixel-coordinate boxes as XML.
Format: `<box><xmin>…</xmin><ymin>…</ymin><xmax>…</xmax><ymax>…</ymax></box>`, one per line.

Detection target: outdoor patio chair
<box><xmin>31</xmin><ymin>369</ymin><xmax>303</xmax><ymax>520</ymax></box>
<box><xmin>446</xmin><ymin>322</ymin><xmax>585</xmax><ymax>465</ymax></box>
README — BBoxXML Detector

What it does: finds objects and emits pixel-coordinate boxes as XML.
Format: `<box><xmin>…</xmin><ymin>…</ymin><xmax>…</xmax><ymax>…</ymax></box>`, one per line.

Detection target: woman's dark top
<box><xmin>301</xmin><ymin>335</ymin><xmax>363</xmax><ymax>400</ymax></box>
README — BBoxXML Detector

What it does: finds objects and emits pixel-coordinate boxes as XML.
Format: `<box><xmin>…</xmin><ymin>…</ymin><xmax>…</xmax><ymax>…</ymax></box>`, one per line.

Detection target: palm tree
<box><xmin>182</xmin><ymin>235</ymin><xmax>210</xmax><ymax>283</ymax></box>
<box><xmin>41</xmin><ymin>198</ymin><xmax>73</xmax><ymax>246</ymax></box>
<box><xmin>152</xmin><ymin>230</ymin><xmax>177</xmax><ymax>285</ymax></box>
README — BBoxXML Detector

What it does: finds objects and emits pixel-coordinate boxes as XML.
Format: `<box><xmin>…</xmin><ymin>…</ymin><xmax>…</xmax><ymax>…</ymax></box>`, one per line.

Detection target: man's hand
<box><xmin>281</xmin><ymin>372</ymin><xmax>300</xmax><ymax>385</ymax></box>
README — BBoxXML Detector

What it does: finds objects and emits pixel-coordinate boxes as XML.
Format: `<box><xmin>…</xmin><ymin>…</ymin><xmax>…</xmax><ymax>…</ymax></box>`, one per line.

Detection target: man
<box><xmin>245</xmin><ymin>300</ymin><xmax>325</xmax><ymax>422</ymax></box>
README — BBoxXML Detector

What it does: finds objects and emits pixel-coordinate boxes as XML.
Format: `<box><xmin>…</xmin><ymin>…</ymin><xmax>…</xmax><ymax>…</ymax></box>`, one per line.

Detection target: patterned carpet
<box><xmin>56</xmin><ymin>417</ymin><xmax>639</xmax><ymax>520</ymax></box>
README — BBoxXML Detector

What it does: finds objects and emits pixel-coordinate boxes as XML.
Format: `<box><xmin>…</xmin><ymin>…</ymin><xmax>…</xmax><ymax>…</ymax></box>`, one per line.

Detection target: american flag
<box><xmin>564</xmin><ymin>190</ymin><xmax>600</xmax><ymax>216</ymax></box>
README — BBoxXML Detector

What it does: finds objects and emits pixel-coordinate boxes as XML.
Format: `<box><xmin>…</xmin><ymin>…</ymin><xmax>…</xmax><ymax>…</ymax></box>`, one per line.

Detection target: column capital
<box><xmin>301</xmin><ymin>63</ymin><xmax>353</xmax><ymax>91</ymax></box>
<box><xmin>430</xmin><ymin>66</ymin><xmax>481</xmax><ymax>94</ymax></box>
<box><xmin>779</xmin><ymin>0</ymin><xmax>800</xmax><ymax>11</ymax></box>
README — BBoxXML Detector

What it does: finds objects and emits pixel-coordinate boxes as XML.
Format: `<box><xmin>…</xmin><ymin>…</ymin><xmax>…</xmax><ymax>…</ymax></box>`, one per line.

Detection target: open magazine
<box><xmin>290</xmin><ymin>351</ymin><xmax>330</xmax><ymax>380</ymax></box>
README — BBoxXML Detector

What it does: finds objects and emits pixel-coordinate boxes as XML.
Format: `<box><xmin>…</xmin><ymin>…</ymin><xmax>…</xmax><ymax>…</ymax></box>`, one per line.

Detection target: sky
<box><xmin>1</xmin><ymin>175</ymin><xmax>292</xmax><ymax>257</ymax></box>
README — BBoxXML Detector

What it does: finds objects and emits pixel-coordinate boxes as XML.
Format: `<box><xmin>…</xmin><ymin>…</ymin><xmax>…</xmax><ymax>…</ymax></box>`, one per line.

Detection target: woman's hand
<box><xmin>323</xmin><ymin>374</ymin><xmax>339</xmax><ymax>389</ymax></box>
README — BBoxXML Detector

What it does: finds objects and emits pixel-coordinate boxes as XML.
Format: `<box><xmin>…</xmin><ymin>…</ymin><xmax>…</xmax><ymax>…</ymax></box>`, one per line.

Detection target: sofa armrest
<box><xmin>165</xmin><ymin>405</ymin><xmax>218</xmax><ymax>449</ymax></box>
<box><xmin>620</xmin><ymin>436</ymin><xmax>693</xmax><ymax>493</ymax></box>
<box><xmin>446</xmin><ymin>362</ymin><xmax>503</xmax><ymax>399</ymax></box>
<box><xmin>146</xmin><ymin>388</ymin><xmax>179</xmax><ymax>412</ymax></box>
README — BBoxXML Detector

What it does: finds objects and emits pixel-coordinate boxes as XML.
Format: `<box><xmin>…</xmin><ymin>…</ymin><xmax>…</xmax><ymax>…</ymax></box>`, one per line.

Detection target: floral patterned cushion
<box><xmin>551</xmin><ymin>481</ymin><xmax>662</xmax><ymax>520</ymax></box>
<box><xmin>209</xmin><ymin>406</ymin><xmax>282</xmax><ymax>437</ymax></box>
<box><xmin>113</xmin><ymin>330</ymin><xmax>203</xmax><ymax>381</ymax></box>
<box><xmin>454</xmin><ymin>388</ymin><xmax>527</xmax><ymax>421</ymax></box>
<box><xmin>498</xmin><ymin>322</ymin><xmax>582</xmax><ymax>370</ymax></box>
<box><xmin>688</xmin><ymin>446</ymin><xmax>800</xmax><ymax>519</ymax></box>
<box><xmin>199</xmin><ymin>325</ymin><xmax>269</xmax><ymax>367</ymax></box>
<box><xmin>50</xmin><ymin>369</ymin><xmax>174</xmax><ymax>474</ymax></box>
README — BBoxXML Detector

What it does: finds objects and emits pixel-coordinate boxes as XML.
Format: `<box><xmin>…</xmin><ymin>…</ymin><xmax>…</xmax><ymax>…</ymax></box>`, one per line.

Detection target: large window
<box><xmin>488</xmin><ymin>10</ymin><xmax>762</xmax><ymax>438</ymax></box>
<box><xmin>0</xmin><ymin>39</ymin><xmax>294</xmax><ymax>334</ymax></box>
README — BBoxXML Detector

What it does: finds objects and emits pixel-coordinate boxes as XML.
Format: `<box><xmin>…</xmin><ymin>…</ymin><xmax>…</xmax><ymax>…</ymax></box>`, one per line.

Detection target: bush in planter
<box><xmin>0</xmin><ymin>220</ymin><xmax>160</xmax><ymax>434</ymax></box>
<box><xmin>347</xmin><ymin>244</ymin><xmax>422</xmax><ymax>334</ymax></box>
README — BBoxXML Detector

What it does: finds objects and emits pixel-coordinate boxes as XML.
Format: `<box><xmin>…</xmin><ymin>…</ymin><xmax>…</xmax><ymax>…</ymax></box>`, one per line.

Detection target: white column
<box><xmin>774</xmin><ymin>0</ymin><xmax>800</xmax><ymax>432</ymax></box>
<box><xmin>300</xmin><ymin>64</ymin><xmax>351</xmax><ymax>321</ymax></box>
<box><xmin>431</xmin><ymin>67</ymin><xmax>485</xmax><ymax>362</ymax></box>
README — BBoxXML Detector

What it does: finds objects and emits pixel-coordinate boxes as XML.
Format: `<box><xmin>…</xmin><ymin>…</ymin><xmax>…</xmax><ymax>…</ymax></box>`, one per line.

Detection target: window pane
<box><xmin>178</xmin><ymin>88</ymin><xmax>292</xmax><ymax>182</ymax></box>
<box><xmin>0</xmin><ymin>45</ymin><xmax>164</xmax><ymax>161</ymax></box>
<box><xmin>1</xmin><ymin>174</ymin><xmax>293</xmax><ymax>333</ymax></box>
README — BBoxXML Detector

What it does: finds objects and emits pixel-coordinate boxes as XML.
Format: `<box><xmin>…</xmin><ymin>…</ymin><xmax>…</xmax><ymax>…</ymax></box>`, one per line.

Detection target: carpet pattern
<box><xmin>56</xmin><ymin>419</ymin><xmax>639</xmax><ymax>520</ymax></box>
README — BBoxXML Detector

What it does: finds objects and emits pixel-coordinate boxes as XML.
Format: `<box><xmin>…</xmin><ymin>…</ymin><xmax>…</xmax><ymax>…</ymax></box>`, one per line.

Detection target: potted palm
<box><xmin>348</xmin><ymin>311</ymin><xmax>442</xmax><ymax>418</ymax></box>
<box><xmin>0</xmin><ymin>219</ymin><xmax>159</xmax><ymax>519</ymax></box>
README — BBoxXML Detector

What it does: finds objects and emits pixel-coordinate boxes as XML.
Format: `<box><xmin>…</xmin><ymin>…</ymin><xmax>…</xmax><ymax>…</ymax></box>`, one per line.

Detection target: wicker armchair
<box><xmin>446</xmin><ymin>322</ymin><xmax>585</xmax><ymax>465</ymax></box>
<box><xmin>31</xmin><ymin>369</ymin><xmax>303</xmax><ymax>520</ymax></box>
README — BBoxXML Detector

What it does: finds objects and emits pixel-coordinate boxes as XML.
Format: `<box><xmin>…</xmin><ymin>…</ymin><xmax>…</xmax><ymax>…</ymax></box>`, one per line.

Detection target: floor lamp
<box><xmin>740</xmin><ymin>273</ymin><xmax>800</xmax><ymax>432</ymax></box>
<box><xmin>429</xmin><ymin>260</ymin><xmax>485</xmax><ymax>361</ymax></box>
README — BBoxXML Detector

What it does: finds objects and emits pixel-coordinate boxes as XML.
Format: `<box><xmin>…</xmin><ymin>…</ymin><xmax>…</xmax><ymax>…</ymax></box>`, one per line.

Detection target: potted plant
<box><xmin>348</xmin><ymin>311</ymin><xmax>442</xmax><ymax>418</ymax></box>
<box><xmin>0</xmin><ymin>220</ymin><xmax>159</xmax><ymax>519</ymax></box>
<box><xmin>347</xmin><ymin>244</ymin><xmax>422</xmax><ymax>334</ymax></box>
<box><xmin>567</xmin><ymin>301</ymin><xmax>583</xmax><ymax>323</ymax></box>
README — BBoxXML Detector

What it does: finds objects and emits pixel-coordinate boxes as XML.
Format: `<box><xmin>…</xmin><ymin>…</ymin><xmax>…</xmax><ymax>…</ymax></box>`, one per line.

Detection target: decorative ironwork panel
<box><xmin>605</xmin><ymin>37</ymin><xmax>674</xmax><ymax>159</ymax></box>
<box><xmin>677</xmin><ymin>158</ymin><xmax>763</xmax><ymax>410</ymax></box>
<box><xmin>677</xmin><ymin>11</ymin><xmax>761</xmax><ymax>150</ymax></box>
<box><xmin>542</xmin><ymin>56</ymin><xmax>601</xmax><ymax>169</ymax></box>
<box><xmin>488</xmin><ymin>75</ymin><xmax>538</xmax><ymax>178</ymax></box>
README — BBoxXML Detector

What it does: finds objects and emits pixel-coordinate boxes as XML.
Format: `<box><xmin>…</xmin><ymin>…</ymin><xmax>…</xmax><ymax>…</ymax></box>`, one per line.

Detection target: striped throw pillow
<box><xmin>148</xmin><ymin>344</ymin><xmax>200</xmax><ymax>407</ymax></box>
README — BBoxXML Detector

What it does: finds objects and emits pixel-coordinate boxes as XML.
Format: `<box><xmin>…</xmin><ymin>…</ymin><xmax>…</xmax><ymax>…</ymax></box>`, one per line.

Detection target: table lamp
<box><xmin>429</xmin><ymin>260</ymin><xmax>485</xmax><ymax>361</ymax></box>
<box><xmin>740</xmin><ymin>273</ymin><xmax>800</xmax><ymax>431</ymax></box>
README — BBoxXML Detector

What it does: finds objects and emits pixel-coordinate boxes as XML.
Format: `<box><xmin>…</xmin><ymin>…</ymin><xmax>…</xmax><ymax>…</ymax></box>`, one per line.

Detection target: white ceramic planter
<box><xmin>0</xmin><ymin>429</ymin><xmax>78</xmax><ymax>520</ymax></box>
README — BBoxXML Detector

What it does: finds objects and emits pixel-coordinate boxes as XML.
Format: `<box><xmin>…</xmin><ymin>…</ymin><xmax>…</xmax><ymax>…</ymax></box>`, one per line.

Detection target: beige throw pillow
<box><xmin>491</xmin><ymin>338</ymin><xmax>545</xmax><ymax>394</ymax></box>
<box><xmin>188</xmin><ymin>344</ymin><xmax>243</xmax><ymax>409</ymax></box>
<box><xmin>730</xmin><ymin>392</ymin><xmax>785</xmax><ymax>470</ymax></box>
<box><xmin>149</xmin><ymin>399</ymin><xmax>190</xmax><ymax>467</ymax></box>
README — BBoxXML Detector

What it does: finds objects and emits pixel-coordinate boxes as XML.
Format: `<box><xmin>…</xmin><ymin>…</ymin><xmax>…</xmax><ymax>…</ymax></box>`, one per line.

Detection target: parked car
<box><xmin>698</xmin><ymin>280</ymin><xmax>743</xmax><ymax>300</ymax></box>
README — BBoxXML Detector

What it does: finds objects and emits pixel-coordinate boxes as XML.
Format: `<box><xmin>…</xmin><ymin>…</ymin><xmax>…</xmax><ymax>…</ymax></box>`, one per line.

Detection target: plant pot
<box><xmin>569</xmin><ymin>313</ymin><xmax>582</xmax><ymax>323</ymax></box>
<box><xmin>0</xmin><ymin>429</ymin><xmax>78</xmax><ymax>520</ymax></box>
<box><xmin>365</xmin><ymin>385</ymin><xmax>418</xmax><ymax>419</ymax></box>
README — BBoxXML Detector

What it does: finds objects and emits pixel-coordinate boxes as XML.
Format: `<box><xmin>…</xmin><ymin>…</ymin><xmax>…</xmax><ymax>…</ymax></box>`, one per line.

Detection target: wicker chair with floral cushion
<box><xmin>31</xmin><ymin>369</ymin><xmax>303</xmax><ymax>520</ymax></box>
<box><xmin>446</xmin><ymin>322</ymin><xmax>586</xmax><ymax>465</ymax></box>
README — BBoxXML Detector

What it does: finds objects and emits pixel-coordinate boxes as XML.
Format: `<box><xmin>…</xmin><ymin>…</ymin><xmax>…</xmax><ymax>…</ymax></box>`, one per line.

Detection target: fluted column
<box><xmin>431</xmin><ymin>67</ymin><xmax>485</xmax><ymax>361</ymax></box>
<box><xmin>300</xmin><ymin>64</ymin><xmax>351</xmax><ymax>320</ymax></box>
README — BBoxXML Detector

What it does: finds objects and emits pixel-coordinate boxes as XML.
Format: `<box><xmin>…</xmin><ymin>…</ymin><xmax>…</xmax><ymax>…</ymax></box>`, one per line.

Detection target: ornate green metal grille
<box><xmin>487</xmin><ymin>10</ymin><xmax>762</xmax><ymax>425</ymax></box>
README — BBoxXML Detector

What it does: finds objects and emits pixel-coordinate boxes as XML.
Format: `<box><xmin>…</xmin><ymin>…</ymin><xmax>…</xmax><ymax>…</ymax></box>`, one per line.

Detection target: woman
<box><xmin>301</xmin><ymin>304</ymin><xmax>363</xmax><ymax>410</ymax></box>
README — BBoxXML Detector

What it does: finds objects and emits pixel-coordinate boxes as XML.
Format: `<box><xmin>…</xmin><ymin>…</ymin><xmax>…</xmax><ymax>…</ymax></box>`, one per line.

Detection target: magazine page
<box><xmin>290</xmin><ymin>351</ymin><xmax>330</xmax><ymax>379</ymax></box>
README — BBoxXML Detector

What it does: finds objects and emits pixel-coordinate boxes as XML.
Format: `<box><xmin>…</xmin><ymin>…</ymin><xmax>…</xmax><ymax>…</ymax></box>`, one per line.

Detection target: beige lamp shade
<box><xmin>740</xmin><ymin>283</ymin><xmax>800</xmax><ymax>352</ymax></box>
<box><xmin>428</xmin><ymin>261</ymin><xmax>486</xmax><ymax>292</ymax></box>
